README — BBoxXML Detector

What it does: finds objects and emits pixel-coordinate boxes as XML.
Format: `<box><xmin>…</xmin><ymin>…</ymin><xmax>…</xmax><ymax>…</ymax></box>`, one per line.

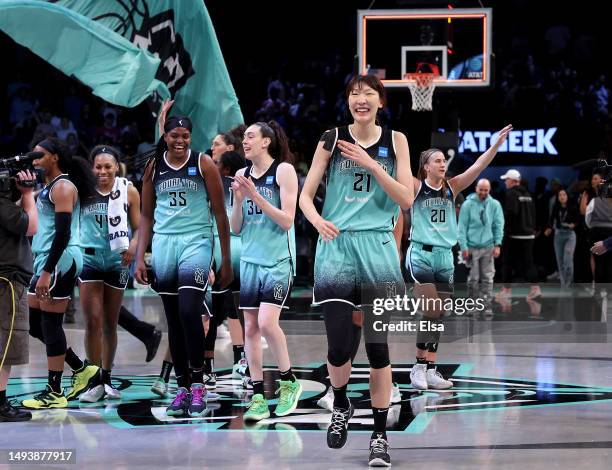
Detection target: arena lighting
<box><xmin>458</xmin><ymin>128</ymin><xmax>559</xmax><ymax>155</ymax></box>
<box><xmin>360</xmin><ymin>10</ymin><xmax>489</xmax><ymax>86</ymax></box>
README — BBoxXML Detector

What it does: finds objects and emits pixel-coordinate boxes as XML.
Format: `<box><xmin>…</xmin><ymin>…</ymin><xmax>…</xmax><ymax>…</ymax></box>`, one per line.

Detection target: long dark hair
<box><xmin>228</xmin><ymin>124</ymin><xmax>247</xmax><ymax>157</ymax></box>
<box><xmin>220</xmin><ymin>151</ymin><xmax>246</xmax><ymax>177</ymax></box>
<box><xmin>252</xmin><ymin>120</ymin><xmax>293</xmax><ymax>163</ymax></box>
<box><xmin>38</xmin><ymin>137</ymin><xmax>96</xmax><ymax>201</ymax></box>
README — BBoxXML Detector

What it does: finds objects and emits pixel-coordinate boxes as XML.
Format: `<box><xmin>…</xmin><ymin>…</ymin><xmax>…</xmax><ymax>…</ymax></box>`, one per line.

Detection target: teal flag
<box><xmin>48</xmin><ymin>0</ymin><xmax>244</xmax><ymax>148</ymax></box>
<box><xmin>0</xmin><ymin>0</ymin><xmax>170</xmax><ymax>108</ymax></box>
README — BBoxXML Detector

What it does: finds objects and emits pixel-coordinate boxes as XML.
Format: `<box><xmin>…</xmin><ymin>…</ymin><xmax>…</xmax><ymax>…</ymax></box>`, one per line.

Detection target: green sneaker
<box><xmin>22</xmin><ymin>385</ymin><xmax>68</xmax><ymax>409</ymax></box>
<box><xmin>274</xmin><ymin>379</ymin><xmax>302</xmax><ymax>416</ymax></box>
<box><xmin>66</xmin><ymin>363</ymin><xmax>100</xmax><ymax>401</ymax></box>
<box><xmin>243</xmin><ymin>394</ymin><xmax>270</xmax><ymax>422</ymax></box>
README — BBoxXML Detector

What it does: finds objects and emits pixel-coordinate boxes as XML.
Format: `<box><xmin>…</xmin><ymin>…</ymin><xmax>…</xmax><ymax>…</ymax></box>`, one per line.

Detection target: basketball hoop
<box><xmin>405</xmin><ymin>73</ymin><xmax>436</xmax><ymax>112</ymax></box>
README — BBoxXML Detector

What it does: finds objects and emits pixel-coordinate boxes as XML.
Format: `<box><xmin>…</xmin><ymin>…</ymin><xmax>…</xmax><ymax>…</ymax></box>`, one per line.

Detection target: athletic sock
<box><xmin>160</xmin><ymin>361</ymin><xmax>173</xmax><ymax>383</ymax></box>
<box><xmin>48</xmin><ymin>370</ymin><xmax>63</xmax><ymax>393</ymax></box>
<box><xmin>416</xmin><ymin>357</ymin><xmax>428</xmax><ymax>365</ymax></box>
<box><xmin>233</xmin><ymin>345</ymin><xmax>245</xmax><ymax>364</ymax></box>
<box><xmin>65</xmin><ymin>348</ymin><xmax>84</xmax><ymax>371</ymax></box>
<box><xmin>190</xmin><ymin>367</ymin><xmax>204</xmax><ymax>385</ymax></box>
<box><xmin>204</xmin><ymin>358</ymin><xmax>214</xmax><ymax>375</ymax></box>
<box><xmin>279</xmin><ymin>368</ymin><xmax>295</xmax><ymax>382</ymax></box>
<box><xmin>252</xmin><ymin>380</ymin><xmax>264</xmax><ymax>396</ymax></box>
<box><xmin>332</xmin><ymin>384</ymin><xmax>350</xmax><ymax>409</ymax></box>
<box><xmin>371</xmin><ymin>407</ymin><xmax>389</xmax><ymax>439</ymax></box>
<box><xmin>427</xmin><ymin>361</ymin><xmax>436</xmax><ymax>370</ymax></box>
<box><xmin>0</xmin><ymin>390</ymin><xmax>6</xmax><ymax>405</ymax></box>
<box><xmin>176</xmin><ymin>375</ymin><xmax>189</xmax><ymax>389</ymax></box>
<box><xmin>101</xmin><ymin>369</ymin><xmax>112</xmax><ymax>385</ymax></box>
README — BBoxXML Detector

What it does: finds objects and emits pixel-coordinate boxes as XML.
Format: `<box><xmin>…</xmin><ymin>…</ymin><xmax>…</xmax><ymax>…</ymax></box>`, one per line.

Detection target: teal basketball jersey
<box><xmin>320</xmin><ymin>126</ymin><xmax>400</xmax><ymax>232</ymax></box>
<box><xmin>240</xmin><ymin>161</ymin><xmax>296</xmax><ymax>270</ymax></box>
<box><xmin>32</xmin><ymin>174</ymin><xmax>81</xmax><ymax>254</ymax></box>
<box><xmin>410</xmin><ymin>180</ymin><xmax>457</xmax><ymax>248</ymax></box>
<box><xmin>212</xmin><ymin>176</ymin><xmax>240</xmax><ymax>237</ymax></box>
<box><xmin>152</xmin><ymin>150</ymin><xmax>212</xmax><ymax>235</ymax></box>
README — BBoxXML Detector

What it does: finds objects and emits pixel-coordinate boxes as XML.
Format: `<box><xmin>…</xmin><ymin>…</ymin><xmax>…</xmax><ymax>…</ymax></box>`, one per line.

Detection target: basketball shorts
<box><xmin>151</xmin><ymin>232</ymin><xmax>213</xmax><ymax>295</ymax></box>
<box><xmin>79</xmin><ymin>248</ymin><xmax>129</xmax><ymax>290</ymax></box>
<box><xmin>406</xmin><ymin>241</ymin><xmax>454</xmax><ymax>294</ymax></box>
<box><xmin>29</xmin><ymin>246</ymin><xmax>82</xmax><ymax>300</ymax></box>
<box><xmin>239</xmin><ymin>258</ymin><xmax>293</xmax><ymax>310</ymax></box>
<box><xmin>313</xmin><ymin>231</ymin><xmax>405</xmax><ymax>308</ymax></box>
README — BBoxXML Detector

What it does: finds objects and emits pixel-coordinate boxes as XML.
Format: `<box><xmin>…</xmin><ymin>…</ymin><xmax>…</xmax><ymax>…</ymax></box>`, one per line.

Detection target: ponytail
<box><xmin>254</xmin><ymin>120</ymin><xmax>293</xmax><ymax>163</ymax></box>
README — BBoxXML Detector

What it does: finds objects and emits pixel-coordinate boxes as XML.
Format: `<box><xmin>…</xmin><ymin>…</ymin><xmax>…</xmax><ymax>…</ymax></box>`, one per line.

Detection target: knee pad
<box><xmin>29</xmin><ymin>307</ymin><xmax>44</xmax><ymax>342</ymax></box>
<box><xmin>365</xmin><ymin>342</ymin><xmax>390</xmax><ymax>369</ymax></box>
<box><xmin>327</xmin><ymin>344</ymin><xmax>353</xmax><ymax>367</ymax></box>
<box><xmin>41</xmin><ymin>311</ymin><xmax>67</xmax><ymax>357</ymax></box>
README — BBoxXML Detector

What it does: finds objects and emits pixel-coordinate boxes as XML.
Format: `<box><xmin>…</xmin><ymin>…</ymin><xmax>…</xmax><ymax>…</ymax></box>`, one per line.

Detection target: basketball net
<box><xmin>406</xmin><ymin>73</ymin><xmax>436</xmax><ymax>112</ymax></box>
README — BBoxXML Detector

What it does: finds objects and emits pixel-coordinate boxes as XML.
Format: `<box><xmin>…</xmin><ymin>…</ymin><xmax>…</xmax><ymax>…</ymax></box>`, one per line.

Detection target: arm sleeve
<box><xmin>42</xmin><ymin>212</ymin><xmax>72</xmax><ymax>273</ymax></box>
<box><xmin>457</xmin><ymin>203</ymin><xmax>469</xmax><ymax>251</ymax></box>
<box><xmin>0</xmin><ymin>199</ymin><xmax>29</xmax><ymax>235</ymax></box>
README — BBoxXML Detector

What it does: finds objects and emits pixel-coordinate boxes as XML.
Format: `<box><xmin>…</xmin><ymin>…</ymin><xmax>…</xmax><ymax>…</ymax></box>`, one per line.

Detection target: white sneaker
<box><xmin>316</xmin><ymin>386</ymin><xmax>334</xmax><ymax>412</ymax></box>
<box><xmin>426</xmin><ymin>368</ymin><xmax>453</xmax><ymax>390</ymax></box>
<box><xmin>242</xmin><ymin>376</ymin><xmax>253</xmax><ymax>390</ymax></box>
<box><xmin>232</xmin><ymin>357</ymin><xmax>248</xmax><ymax>380</ymax></box>
<box><xmin>79</xmin><ymin>384</ymin><xmax>105</xmax><ymax>403</ymax></box>
<box><xmin>104</xmin><ymin>383</ymin><xmax>122</xmax><ymax>400</ymax></box>
<box><xmin>151</xmin><ymin>378</ymin><xmax>169</xmax><ymax>397</ymax></box>
<box><xmin>390</xmin><ymin>382</ymin><xmax>401</xmax><ymax>404</ymax></box>
<box><xmin>410</xmin><ymin>363</ymin><xmax>428</xmax><ymax>390</ymax></box>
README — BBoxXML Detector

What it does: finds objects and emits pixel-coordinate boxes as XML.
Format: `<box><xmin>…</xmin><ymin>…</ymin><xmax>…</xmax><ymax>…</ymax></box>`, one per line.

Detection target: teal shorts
<box><xmin>29</xmin><ymin>245</ymin><xmax>82</xmax><ymax>300</ymax></box>
<box><xmin>239</xmin><ymin>258</ymin><xmax>293</xmax><ymax>310</ymax></box>
<box><xmin>406</xmin><ymin>241</ymin><xmax>454</xmax><ymax>294</ymax></box>
<box><xmin>212</xmin><ymin>235</ymin><xmax>241</xmax><ymax>293</ymax></box>
<box><xmin>79</xmin><ymin>248</ymin><xmax>129</xmax><ymax>290</ymax></box>
<box><xmin>151</xmin><ymin>232</ymin><xmax>213</xmax><ymax>295</ymax></box>
<box><xmin>313</xmin><ymin>231</ymin><xmax>405</xmax><ymax>308</ymax></box>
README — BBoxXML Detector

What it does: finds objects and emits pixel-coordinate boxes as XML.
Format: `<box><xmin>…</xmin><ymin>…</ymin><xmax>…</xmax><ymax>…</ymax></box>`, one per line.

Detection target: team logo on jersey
<box><xmin>109</xmin><ymin>216</ymin><xmax>122</xmax><ymax>227</ymax></box>
<box><xmin>194</xmin><ymin>268</ymin><xmax>207</xmax><ymax>285</ymax></box>
<box><xmin>273</xmin><ymin>283</ymin><xmax>284</xmax><ymax>301</ymax></box>
<box><xmin>124</xmin><ymin>203</ymin><xmax>128</xmax><ymax>213</ymax></box>
<box><xmin>41</xmin><ymin>190</ymin><xmax>48</xmax><ymax>198</ymax></box>
<box><xmin>378</xmin><ymin>147</ymin><xmax>389</xmax><ymax>158</ymax></box>
<box><xmin>385</xmin><ymin>282</ymin><xmax>397</xmax><ymax>299</ymax></box>
<box><xmin>188</xmin><ymin>167</ymin><xmax>197</xmax><ymax>176</ymax></box>
<box><xmin>110</xmin><ymin>190</ymin><xmax>120</xmax><ymax>200</ymax></box>
<box><xmin>119</xmin><ymin>270</ymin><xmax>129</xmax><ymax>286</ymax></box>
<box><xmin>266</xmin><ymin>176</ymin><xmax>274</xmax><ymax>185</ymax></box>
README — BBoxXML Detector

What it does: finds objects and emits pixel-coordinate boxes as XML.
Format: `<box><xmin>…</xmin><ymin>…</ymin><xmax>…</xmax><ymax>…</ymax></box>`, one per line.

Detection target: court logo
<box><xmin>194</xmin><ymin>268</ymin><xmax>207</xmax><ymax>285</ymax></box>
<box><xmin>273</xmin><ymin>283</ymin><xmax>284</xmax><ymax>301</ymax></box>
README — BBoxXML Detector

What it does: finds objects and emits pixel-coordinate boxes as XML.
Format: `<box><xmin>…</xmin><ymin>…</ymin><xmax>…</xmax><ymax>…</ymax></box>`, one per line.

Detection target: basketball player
<box><xmin>22</xmin><ymin>138</ymin><xmax>100</xmax><ymax>409</ymax></box>
<box><xmin>78</xmin><ymin>145</ymin><xmax>141</xmax><ymax>402</ymax></box>
<box><xmin>300</xmin><ymin>75</ymin><xmax>414</xmax><ymax>466</ymax></box>
<box><xmin>230</xmin><ymin>121</ymin><xmax>302</xmax><ymax>421</ymax></box>
<box><xmin>134</xmin><ymin>115</ymin><xmax>233</xmax><ymax>417</ymax></box>
<box><xmin>407</xmin><ymin>126</ymin><xmax>512</xmax><ymax>392</ymax></box>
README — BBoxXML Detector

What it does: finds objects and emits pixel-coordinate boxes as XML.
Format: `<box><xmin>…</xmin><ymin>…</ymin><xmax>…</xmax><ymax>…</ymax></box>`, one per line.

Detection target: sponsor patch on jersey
<box><xmin>266</xmin><ymin>176</ymin><xmax>274</xmax><ymax>185</ymax></box>
<box><xmin>378</xmin><ymin>147</ymin><xmax>389</xmax><ymax>158</ymax></box>
<box><xmin>188</xmin><ymin>167</ymin><xmax>197</xmax><ymax>176</ymax></box>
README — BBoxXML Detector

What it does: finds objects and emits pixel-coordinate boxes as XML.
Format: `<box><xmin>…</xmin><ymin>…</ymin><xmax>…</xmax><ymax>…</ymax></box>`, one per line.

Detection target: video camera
<box><xmin>594</xmin><ymin>159</ymin><xmax>612</xmax><ymax>198</ymax></box>
<box><xmin>0</xmin><ymin>151</ymin><xmax>43</xmax><ymax>193</ymax></box>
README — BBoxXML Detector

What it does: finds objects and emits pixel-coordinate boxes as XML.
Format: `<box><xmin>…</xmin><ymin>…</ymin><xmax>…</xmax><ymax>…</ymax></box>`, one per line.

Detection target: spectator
<box><xmin>497</xmin><ymin>169</ymin><xmax>541</xmax><ymax>301</ymax></box>
<box><xmin>458</xmin><ymin>179</ymin><xmax>504</xmax><ymax>312</ymax></box>
<box><xmin>544</xmin><ymin>188</ymin><xmax>579</xmax><ymax>287</ymax></box>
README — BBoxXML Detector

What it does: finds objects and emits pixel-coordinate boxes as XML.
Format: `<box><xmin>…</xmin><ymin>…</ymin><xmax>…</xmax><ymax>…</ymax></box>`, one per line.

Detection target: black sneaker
<box><xmin>0</xmin><ymin>400</ymin><xmax>33</xmax><ymax>422</ymax></box>
<box><xmin>326</xmin><ymin>402</ymin><xmax>354</xmax><ymax>449</ymax></box>
<box><xmin>145</xmin><ymin>329</ymin><xmax>162</xmax><ymax>363</ymax></box>
<box><xmin>368</xmin><ymin>433</ymin><xmax>391</xmax><ymax>467</ymax></box>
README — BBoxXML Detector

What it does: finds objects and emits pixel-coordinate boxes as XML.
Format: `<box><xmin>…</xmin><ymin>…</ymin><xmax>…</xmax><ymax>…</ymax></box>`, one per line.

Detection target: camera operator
<box><xmin>0</xmin><ymin>170</ymin><xmax>38</xmax><ymax>422</ymax></box>
<box><xmin>585</xmin><ymin>173</ymin><xmax>612</xmax><ymax>288</ymax></box>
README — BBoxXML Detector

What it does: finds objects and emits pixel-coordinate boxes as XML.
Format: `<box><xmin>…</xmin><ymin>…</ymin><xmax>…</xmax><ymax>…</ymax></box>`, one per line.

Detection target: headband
<box><xmin>164</xmin><ymin>116</ymin><xmax>193</xmax><ymax>133</ymax></box>
<box><xmin>91</xmin><ymin>146</ymin><xmax>121</xmax><ymax>162</ymax></box>
<box><xmin>37</xmin><ymin>138</ymin><xmax>59</xmax><ymax>155</ymax></box>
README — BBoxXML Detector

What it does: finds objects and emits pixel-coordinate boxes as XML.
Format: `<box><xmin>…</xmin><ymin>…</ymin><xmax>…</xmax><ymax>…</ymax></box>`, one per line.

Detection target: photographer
<box><xmin>0</xmin><ymin>170</ymin><xmax>37</xmax><ymax>422</ymax></box>
<box><xmin>585</xmin><ymin>176</ymin><xmax>612</xmax><ymax>287</ymax></box>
